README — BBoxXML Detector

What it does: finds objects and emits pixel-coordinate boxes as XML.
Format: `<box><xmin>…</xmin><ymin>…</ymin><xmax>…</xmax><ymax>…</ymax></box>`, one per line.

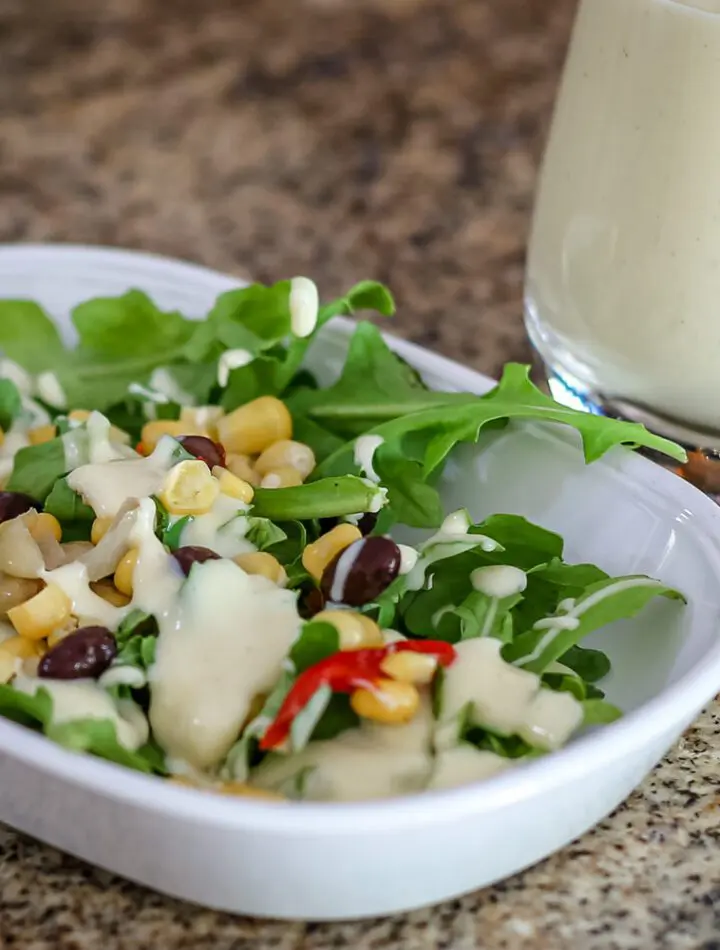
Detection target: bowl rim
<box><xmin>1</xmin><ymin>242</ymin><xmax>719</xmax><ymax>836</ymax></box>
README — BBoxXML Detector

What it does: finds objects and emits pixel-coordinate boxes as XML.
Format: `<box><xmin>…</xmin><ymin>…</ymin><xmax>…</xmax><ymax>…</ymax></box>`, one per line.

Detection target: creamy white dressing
<box><xmin>99</xmin><ymin>665</ymin><xmax>147</xmax><ymax>690</ymax></box>
<box><xmin>353</xmin><ymin>435</ymin><xmax>384</xmax><ymax>483</ymax></box>
<box><xmin>149</xmin><ymin>559</ymin><xmax>300</xmax><ymax>770</ymax></box>
<box><xmin>68</xmin><ymin>437</ymin><xmax>177</xmax><ymax>518</ymax></box>
<box><xmin>0</xmin><ymin>359</ymin><xmax>33</xmax><ymax>397</ymax></box>
<box><xmin>217</xmin><ymin>349</ymin><xmax>254</xmax><ymax>387</ymax></box>
<box><xmin>127</xmin><ymin>498</ymin><xmax>183</xmax><ymax>617</ymax></box>
<box><xmin>42</xmin><ymin>561</ymin><xmax>127</xmax><ymax>628</ymax></box>
<box><xmin>471</xmin><ymin>565</ymin><xmax>527</xmax><ymax>599</ymax></box>
<box><xmin>128</xmin><ymin>382</ymin><xmax>170</xmax><ymax>404</ymax></box>
<box><xmin>35</xmin><ymin>371</ymin><xmax>67</xmax><ymax>409</ymax></box>
<box><xmin>251</xmin><ymin>701</ymin><xmax>435</xmax><ymax>802</ymax></box>
<box><xmin>428</xmin><ymin>745</ymin><xmax>512</xmax><ymax>791</ymax></box>
<box><xmin>289</xmin><ymin>276</ymin><xmax>319</xmax><ymax>338</ymax></box>
<box><xmin>13</xmin><ymin>675</ymin><xmax>148</xmax><ymax>750</ymax></box>
<box><xmin>521</xmin><ymin>578</ymin><xmax>667</xmax><ymax>666</ymax></box>
<box><xmin>439</xmin><ymin>638</ymin><xmax>582</xmax><ymax>751</ymax></box>
<box><xmin>329</xmin><ymin>541</ymin><xmax>363</xmax><ymax>603</ymax></box>
<box><xmin>0</xmin><ymin>428</ymin><xmax>31</xmax><ymax>482</ymax></box>
<box><xmin>440</xmin><ymin>510</ymin><xmax>471</xmax><ymax>535</ymax></box>
<box><xmin>149</xmin><ymin>368</ymin><xmax>195</xmax><ymax>406</ymax></box>
<box><xmin>179</xmin><ymin>494</ymin><xmax>255</xmax><ymax>558</ymax></box>
<box><xmin>61</xmin><ymin>428</ymin><xmax>89</xmax><ymax>471</ymax></box>
<box><xmin>397</xmin><ymin>544</ymin><xmax>419</xmax><ymax>575</ymax></box>
<box><xmin>85</xmin><ymin>412</ymin><xmax>131</xmax><ymax>464</ymax></box>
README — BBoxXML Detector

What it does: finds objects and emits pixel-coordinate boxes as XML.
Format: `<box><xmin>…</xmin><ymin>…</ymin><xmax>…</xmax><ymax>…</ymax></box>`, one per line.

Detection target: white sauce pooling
<box><xmin>149</xmin><ymin>558</ymin><xmax>300</xmax><ymax>770</ymax></box>
<box><xmin>428</xmin><ymin>745</ymin><xmax>512</xmax><ymax>791</ymax></box>
<box><xmin>13</xmin><ymin>675</ymin><xmax>149</xmax><ymax>751</ymax></box>
<box><xmin>439</xmin><ymin>638</ymin><xmax>583</xmax><ymax>751</ymax></box>
<box><xmin>353</xmin><ymin>435</ymin><xmax>384</xmax><ymax>484</ymax></box>
<box><xmin>67</xmin><ymin>437</ymin><xmax>178</xmax><ymax>518</ymax></box>
<box><xmin>251</xmin><ymin>700</ymin><xmax>435</xmax><ymax>802</ymax></box>
<box><xmin>179</xmin><ymin>494</ymin><xmax>255</xmax><ymax>559</ymax></box>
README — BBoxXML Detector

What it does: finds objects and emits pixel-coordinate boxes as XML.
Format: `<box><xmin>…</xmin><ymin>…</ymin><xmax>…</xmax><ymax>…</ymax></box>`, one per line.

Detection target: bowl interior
<box><xmin>4</xmin><ymin>245</ymin><xmax>720</xmax><ymax>723</ymax></box>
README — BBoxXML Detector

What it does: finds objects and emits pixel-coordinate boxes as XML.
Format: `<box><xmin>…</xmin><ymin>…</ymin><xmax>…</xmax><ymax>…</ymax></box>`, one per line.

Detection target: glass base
<box><xmin>531</xmin><ymin>351</ymin><xmax>720</xmax><ymax>498</ymax></box>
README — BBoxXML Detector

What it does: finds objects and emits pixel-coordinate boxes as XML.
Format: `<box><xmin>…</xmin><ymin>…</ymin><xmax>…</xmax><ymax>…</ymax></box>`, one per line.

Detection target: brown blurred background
<box><xmin>0</xmin><ymin>0</ymin><xmax>576</xmax><ymax>378</ymax></box>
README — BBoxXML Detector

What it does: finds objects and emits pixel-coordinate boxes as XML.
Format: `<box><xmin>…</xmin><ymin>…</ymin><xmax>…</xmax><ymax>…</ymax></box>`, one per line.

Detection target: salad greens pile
<box><xmin>0</xmin><ymin>279</ymin><xmax>686</xmax><ymax>798</ymax></box>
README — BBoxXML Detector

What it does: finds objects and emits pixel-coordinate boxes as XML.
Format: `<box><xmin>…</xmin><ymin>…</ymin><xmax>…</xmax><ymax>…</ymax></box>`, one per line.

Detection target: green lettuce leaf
<box><xmin>72</xmin><ymin>291</ymin><xmax>195</xmax><ymax>356</ymax></box>
<box><xmin>504</xmin><ymin>576</ymin><xmax>685</xmax><ymax>673</ymax></box>
<box><xmin>5</xmin><ymin>436</ymin><xmax>71</xmax><ymax>502</ymax></box>
<box><xmin>0</xmin><ymin>301</ymin><xmax>66</xmax><ymax>372</ymax></box>
<box><xmin>0</xmin><ymin>379</ymin><xmax>22</xmax><ymax>431</ymax></box>
<box><xmin>311</xmin><ymin>363</ymin><xmax>685</xmax><ymax>528</ymax></box>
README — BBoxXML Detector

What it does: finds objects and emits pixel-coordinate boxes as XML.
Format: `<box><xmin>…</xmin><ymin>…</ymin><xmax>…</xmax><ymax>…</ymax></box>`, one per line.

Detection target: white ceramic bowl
<box><xmin>1</xmin><ymin>245</ymin><xmax>720</xmax><ymax>921</ymax></box>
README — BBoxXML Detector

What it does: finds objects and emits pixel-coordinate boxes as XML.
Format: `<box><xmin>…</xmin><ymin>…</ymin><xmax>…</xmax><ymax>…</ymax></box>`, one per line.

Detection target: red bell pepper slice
<box><xmin>259</xmin><ymin>640</ymin><xmax>456</xmax><ymax>751</ymax></box>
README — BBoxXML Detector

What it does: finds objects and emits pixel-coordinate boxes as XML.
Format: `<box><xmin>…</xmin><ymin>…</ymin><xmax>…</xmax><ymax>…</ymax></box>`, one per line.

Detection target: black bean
<box><xmin>38</xmin><ymin>626</ymin><xmax>117</xmax><ymax>680</ymax></box>
<box><xmin>0</xmin><ymin>491</ymin><xmax>41</xmax><ymax>524</ymax></box>
<box><xmin>299</xmin><ymin>586</ymin><xmax>325</xmax><ymax>619</ymax></box>
<box><xmin>357</xmin><ymin>512</ymin><xmax>378</xmax><ymax>536</ymax></box>
<box><xmin>320</xmin><ymin>536</ymin><xmax>401</xmax><ymax>606</ymax></box>
<box><xmin>171</xmin><ymin>545</ymin><xmax>222</xmax><ymax>576</ymax></box>
<box><xmin>178</xmin><ymin>435</ymin><xmax>226</xmax><ymax>470</ymax></box>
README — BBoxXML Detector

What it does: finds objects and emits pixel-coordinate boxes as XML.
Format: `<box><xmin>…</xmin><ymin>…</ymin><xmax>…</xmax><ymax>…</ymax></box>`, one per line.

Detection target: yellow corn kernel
<box><xmin>180</xmin><ymin>406</ymin><xmax>225</xmax><ymax>439</ymax></box>
<box><xmin>380</xmin><ymin>650</ymin><xmax>438</xmax><ymax>685</ymax></box>
<box><xmin>68</xmin><ymin>409</ymin><xmax>91</xmax><ymax>422</ymax></box>
<box><xmin>301</xmin><ymin>524</ymin><xmax>362</xmax><ymax>582</ymax></box>
<box><xmin>0</xmin><ymin>635</ymin><xmax>44</xmax><ymax>660</ymax></box>
<box><xmin>260</xmin><ymin>467</ymin><xmax>303</xmax><ymax>489</ymax></box>
<box><xmin>7</xmin><ymin>584</ymin><xmax>72</xmax><ymax>641</ymax></box>
<box><xmin>350</xmin><ymin>678</ymin><xmax>420</xmax><ymax>725</ymax></box>
<box><xmin>48</xmin><ymin>617</ymin><xmax>79</xmax><ymax>648</ymax></box>
<box><xmin>255</xmin><ymin>440</ymin><xmax>316</xmax><ymax>480</ymax></box>
<box><xmin>225</xmin><ymin>453</ymin><xmax>260</xmax><ymax>486</ymax></box>
<box><xmin>212</xmin><ymin>466</ymin><xmax>254</xmax><ymax>504</ymax></box>
<box><xmin>158</xmin><ymin>460</ymin><xmax>220</xmax><ymax>516</ymax></box>
<box><xmin>91</xmin><ymin>516</ymin><xmax>115</xmax><ymax>546</ymax></box>
<box><xmin>114</xmin><ymin>549</ymin><xmax>139</xmax><ymax>597</ymax></box>
<box><xmin>217</xmin><ymin>396</ymin><xmax>292</xmax><ymax>456</ymax></box>
<box><xmin>27</xmin><ymin>512</ymin><xmax>62</xmax><ymax>544</ymax></box>
<box><xmin>90</xmin><ymin>580</ymin><xmax>131</xmax><ymax>608</ymax></box>
<box><xmin>217</xmin><ymin>781</ymin><xmax>285</xmax><ymax>801</ymax></box>
<box><xmin>28</xmin><ymin>424</ymin><xmax>57</xmax><ymax>445</ymax></box>
<box><xmin>140</xmin><ymin>419</ymin><xmax>207</xmax><ymax>453</ymax></box>
<box><xmin>0</xmin><ymin>649</ymin><xmax>15</xmax><ymax>684</ymax></box>
<box><xmin>313</xmin><ymin>609</ymin><xmax>383</xmax><ymax>651</ymax></box>
<box><xmin>233</xmin><ymin>552</ymin><xmax>287</xmax><ymax>586</ymax></box>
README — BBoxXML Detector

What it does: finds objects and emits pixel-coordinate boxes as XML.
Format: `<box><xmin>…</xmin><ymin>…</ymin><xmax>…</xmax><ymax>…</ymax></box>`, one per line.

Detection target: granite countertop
<box><xmin>0</xmin><ymin>0</ymin><xmax>719</xmax><ymax>947</ymax></box>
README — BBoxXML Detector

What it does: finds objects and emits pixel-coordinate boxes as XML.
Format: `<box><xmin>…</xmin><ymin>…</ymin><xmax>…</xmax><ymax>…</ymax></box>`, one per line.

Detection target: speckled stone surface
<box><xmin>0</xmin><ymin>0</ymin><xmax>719</xmax><ymax>947</ymax></box>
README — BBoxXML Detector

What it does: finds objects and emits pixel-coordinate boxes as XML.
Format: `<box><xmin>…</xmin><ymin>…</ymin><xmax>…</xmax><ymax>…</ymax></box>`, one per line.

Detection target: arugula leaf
<box><xmin>245</xmin><ymin>518</ymin><xmax>287</xmax><ymax>551</ymax></box>
<box><xmin>162</xmin><ymin>516</ymin><xmax>192</xmax><ymax>550</ymax></box>
<box><xmin>44</xmin><ymin>478</ymin><xmax>95</xmax><ymax>524</ymax></box>
<box><xmin>288</xmin><ymin>322</ymin><xmax>433</xmax><ymax>439</ymax></box>
<box><xmin>72</xmin><ymin>291</ymin><xmax>194</xmax><ymax>356</ymax></box>
<box><xmin>505</xmin><ymin>576</ymin><xmax>685</xmax><ymax>673</ymax></box>
<box><xmin>5</xmin><ymin>437</ymin><xmax>70</xmax><ymax>502</ymax></box>
<box><xmin>465</xmin><ymin>729</ymin><xmax>536</xmax><ymax>760</ymax></box>
<box><xmin>115</xmin><ymin>610</ymin><xmax>158</xmax><ymax>669</ymax></box>
<box><xmin>0</xmin><ymin>379</ymin><xmax>22</xmax><ymax>431</ymax></box>
<box><xmin>312</xmin><ymin>364</ymin><xmax>685</xmax><ymax>528</ymax></box>
<box><xmin>559</xmin><ymin>645</ymin><xmax>611</xmax><ymax>684</ymax></box>
<box><xmin>0</xmin><ymin>301</ymin><xmax>66</xmax><ymax>372</ymax></box>
<box><xmin>220</xmin><ymin>281</ymin><xmax>395</xmax><ymax>409</ymax></box>
<box><xmin>0</xmin><ymin>683</ymin><xmax>52</xmax><ymax>727</ymax></box>
<box><xmin>251</xmin><ymin>476</ymin><xmax>385</xmax><ymax>522</ymax></box>
<box><xmin>0</xmin><ymin>684</ymin><xmax>163</xmax><ymax>774</ymax></box>
<box><xmin>581</xmin><ymin>699</ymin><xmax>622</xmax><ymax>726</ymax></box>
<box><xmin>46</xmin><ymin>718</ymin><xmax>164</xmax><ymax>774</ymax></box>
<box><xmin>289</xmin><ymin>621</ymin><xmax>340</xmax><ymax>673</ymax></box>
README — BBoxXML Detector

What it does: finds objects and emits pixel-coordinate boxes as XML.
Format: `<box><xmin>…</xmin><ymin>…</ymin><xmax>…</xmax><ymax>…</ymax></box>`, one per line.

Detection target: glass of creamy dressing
<box><xmin>525</xmin><ymin>0</ymin><xmax>720</xmax><ymax>452</ymax></box>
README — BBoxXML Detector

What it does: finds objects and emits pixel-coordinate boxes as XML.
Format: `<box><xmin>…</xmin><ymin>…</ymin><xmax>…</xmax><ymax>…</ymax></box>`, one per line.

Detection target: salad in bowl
<box><xmin>0</xmin><ymin>277</ymin><xmax>686</xmax><ymax>803</ymax></box>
